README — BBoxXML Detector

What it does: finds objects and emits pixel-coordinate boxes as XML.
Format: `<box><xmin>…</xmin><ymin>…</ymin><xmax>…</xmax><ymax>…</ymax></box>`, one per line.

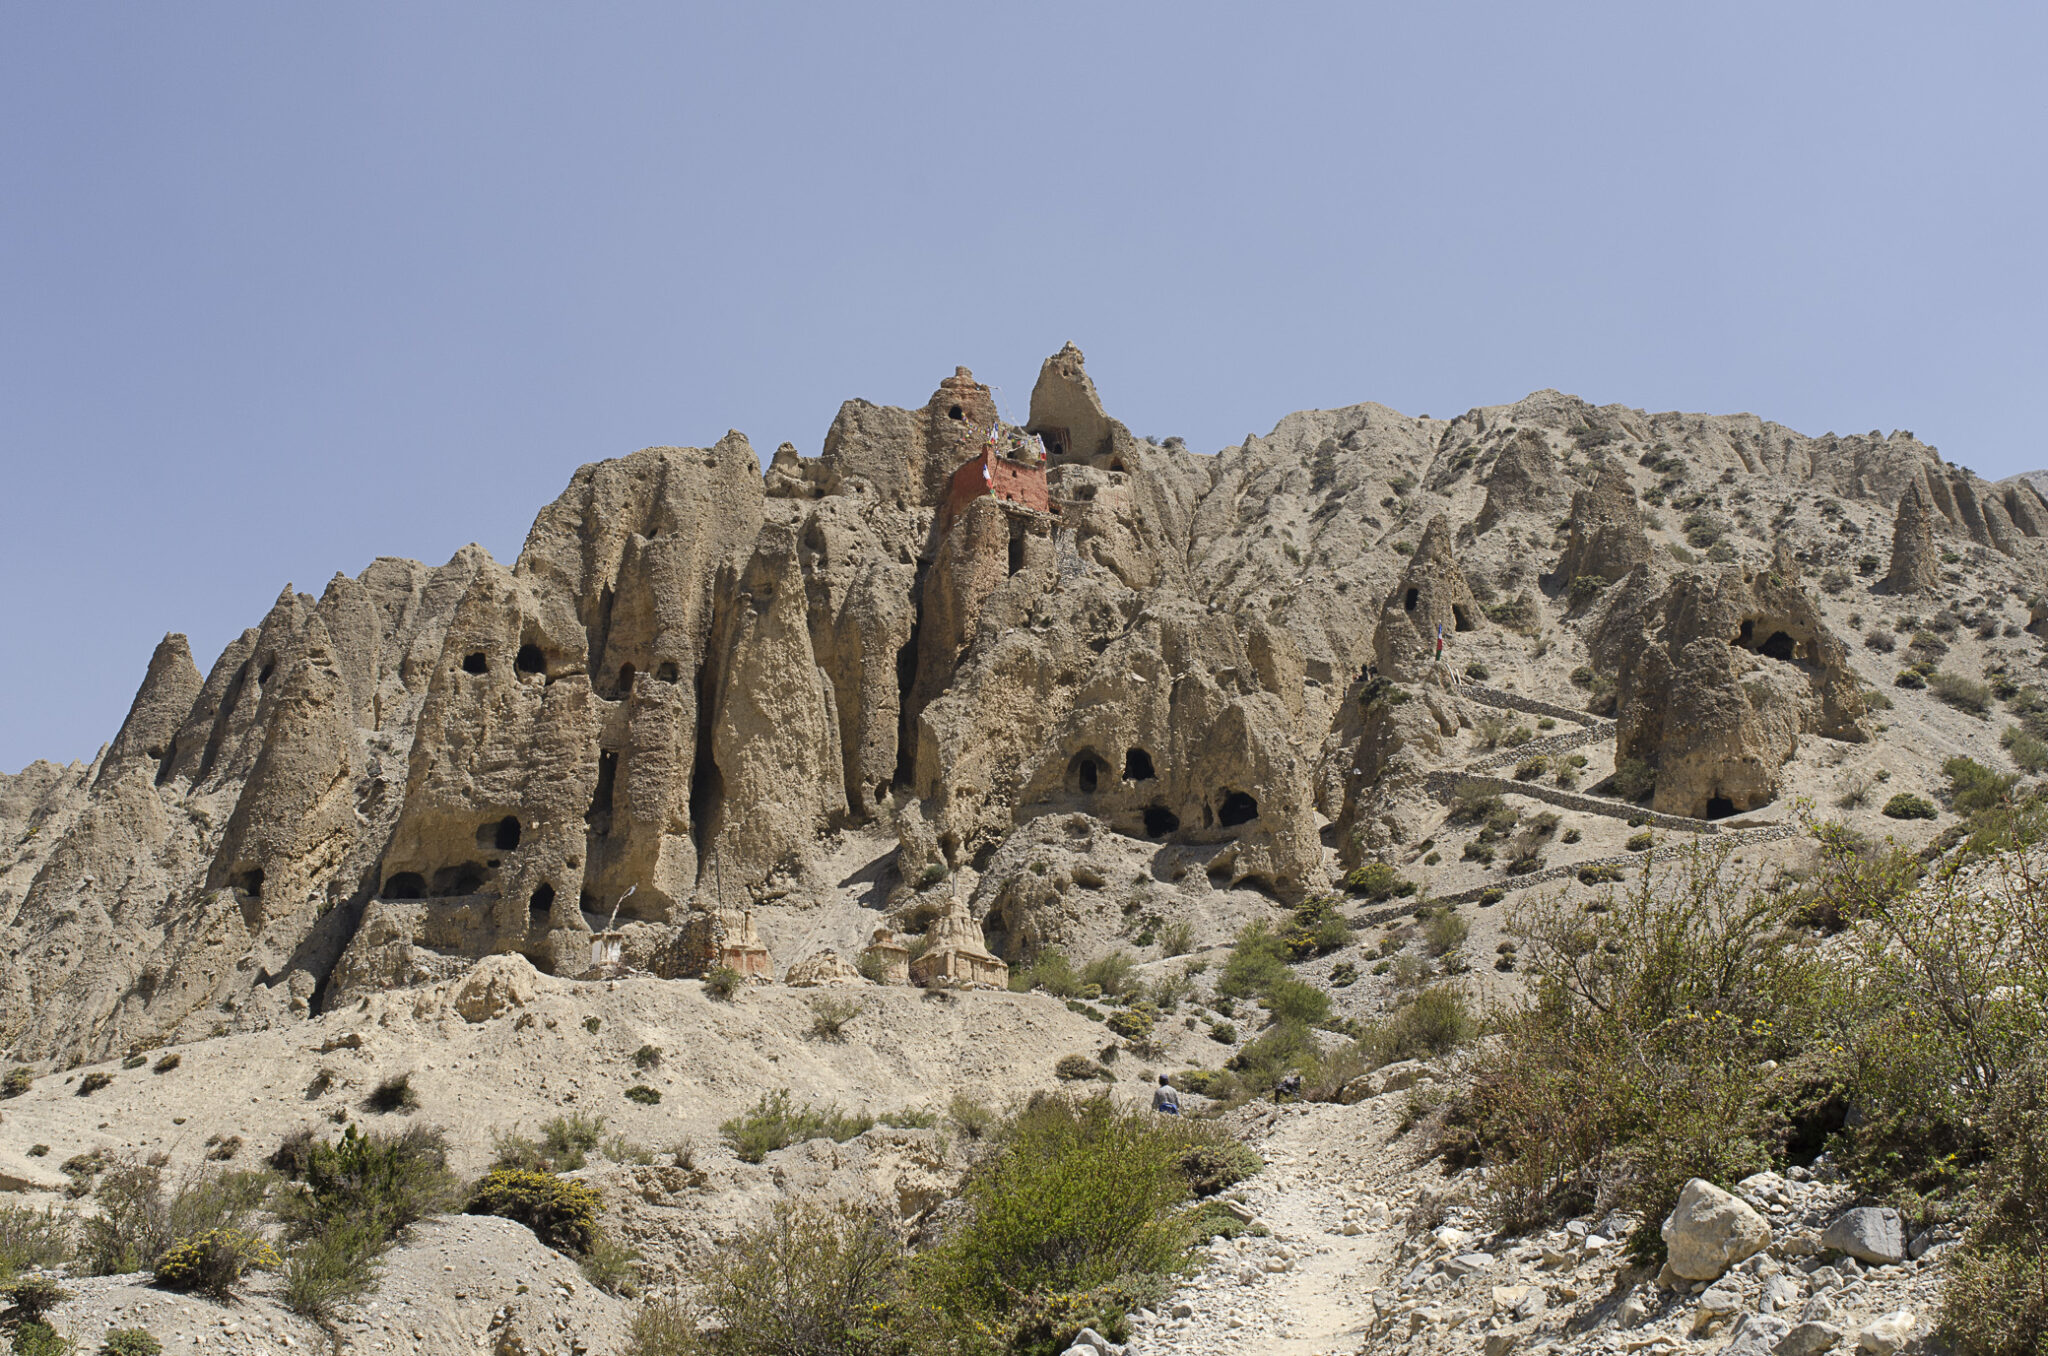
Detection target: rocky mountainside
<box><xmin>5</xmin><ymin>343</ymin><xmax>2046</xmax><ymax>1065</ymax></box>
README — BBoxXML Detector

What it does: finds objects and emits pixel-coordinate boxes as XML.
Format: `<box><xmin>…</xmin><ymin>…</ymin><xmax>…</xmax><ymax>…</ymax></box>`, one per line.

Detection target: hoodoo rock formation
<box><xmin>5</xmin><ymin>354</ymin><xmax>2048</xmax><ymax>1062</ymax></box>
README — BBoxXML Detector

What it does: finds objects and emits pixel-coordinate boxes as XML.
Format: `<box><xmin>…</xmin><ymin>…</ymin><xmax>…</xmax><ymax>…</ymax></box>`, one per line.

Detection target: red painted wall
<box><xmin>943</xmin><ymin>448</ymin><xmax>1048</xmax><ymax>531</ymax></box>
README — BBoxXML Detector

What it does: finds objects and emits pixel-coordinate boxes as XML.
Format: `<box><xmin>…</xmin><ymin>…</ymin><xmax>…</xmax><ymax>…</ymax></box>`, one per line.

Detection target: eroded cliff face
<box><xmin>6</xmin><ymin>355</ymin><xmax>2047</xmax><ymax>1062</ymax></box>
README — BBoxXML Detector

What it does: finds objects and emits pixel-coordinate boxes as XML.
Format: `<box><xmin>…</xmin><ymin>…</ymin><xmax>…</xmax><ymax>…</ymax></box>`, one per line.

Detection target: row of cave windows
<box><xmin>458</xmin><ymin>647</ymin><xmax>680</xmax><ymax>692</ymax></box>
<box><xmin>1070</xmin><ymin>747</ymin><xmax>1257</xmax><ymax>837</ymax></box>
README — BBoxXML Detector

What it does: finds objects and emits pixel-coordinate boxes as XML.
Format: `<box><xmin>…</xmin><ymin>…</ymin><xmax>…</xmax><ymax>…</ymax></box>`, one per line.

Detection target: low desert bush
<box><xmin>1080</xmin><ymin>951</ymin><xmax>1138</xmax><ymax>998</ymax></box>
<box><xmin>1157</xmin><ymin>920</ymin><xmax>1196</xmax><ymax>957</ymax></box>
<box><xmin>0</xmin><ymin>1205</ymin><xmax>72</xmax><ymax>1279</ymax></box>
<box><xmin>1883</xmin><ymin>792</ymin><xmax>1938</xmax><ymax>820</ymax></box>
<box><xmin>624</xmin><ymin>1086</ymin><xmax>662</xmax><ymax>1106</ymax></box>
<box><xmin>1009</xmin><ymin>948</ymin><xmax>1082</xmax><ymax>998</ymax></box>
<box><xmin>703</xmin><ymin>966</ymin><xmax>745</xmax><ymax>1000</ymax></box>
<box><xmin>1343</xmin><ymin>862</ymin><xmax>1418</xmax><ymax>901</ymax></box>
<box><xmin>152</xmin><ymin>1227</ymin><xmax>279</xmax><ymax>1300</ymax></box>
<box><xmin>1055</xmin><ymin>1054</ymin><xmax>1112</xmax><ymax>1083</ymax></box>
<box><xmin>1420</xmin><ymin>907</ymin><xmax>1468</xmax><ymax>958</ymax></box>
<box><xmin>467</xmin><ymin>1170</ymin><xmax>602</xmax><ymax>1254</ymax></box>
<box><xmin>275</xmin><ymin>1124</ymin><xmax>461</xmax><ymax>1320</ymax></box>
<box><xmin>1</xmin><ymin>1068</ymin><xmax>33</xmax><ymax>1099</ymax></box>
<box><xmin>76</xmin><ymin>1072</ymin><xmax>113</xmax><ymax>1097</ymax></box>
<box><xmin>81</xmin><ymin>1164</ymin><xmax>270</xmax><ymax>1277</ymax></box>
<box><xmin>685</xmin><ymin>1200</ymin><xmax>906</xmax><ymax>1356</ymax></box>
<box><xmin>1610</xmin><ymin>757</ymin><xmax>1656</xmax><ymax>802</ymax></box>
<box><xmin>1933</xmin><ymin>672</ymin><xmax>1993</xmax><ymax>715</ymax></box>
<box><xmin>98</xmin><ymin>1330</ymin><xmax>162</xmax><ymax>1356</ymax></box>
<box><xmin>719</xmin><ymin>1090</ymin><xmax>874</xmax><ymax>1163</ymax></box>
<box><xmin>807</xmin><ymin>996</ymin><xmax>864</xmax><ymax>1041</ymax></box>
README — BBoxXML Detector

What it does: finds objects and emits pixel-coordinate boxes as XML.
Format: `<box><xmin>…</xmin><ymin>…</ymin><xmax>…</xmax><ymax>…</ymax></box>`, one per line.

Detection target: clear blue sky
<box><xmin>4</xmin><ymin>3</ymin><xmax>2044</xmax><ymax>772</ymax></box>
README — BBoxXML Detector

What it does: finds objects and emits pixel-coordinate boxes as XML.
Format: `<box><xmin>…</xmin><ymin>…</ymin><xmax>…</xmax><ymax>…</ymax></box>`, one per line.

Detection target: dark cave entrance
<box><xmin>1218</xmin><ymin>791</ymin><xmax>1259</xmax><ymax>827</ymax></box>
<box><xmin>1124</xmin><ymin>747</ymin><xmax>1156</xmax><ymax>781</ymax></box>
<box><xmin>1142</xmin><ymin>804</ymin><xmax>1180</xmax><ymax>838</ymax></box>
<box><xmin>1705</xmin><ymin>796</ymin><xmax>1737</xmax><ymax>820</ymax></box>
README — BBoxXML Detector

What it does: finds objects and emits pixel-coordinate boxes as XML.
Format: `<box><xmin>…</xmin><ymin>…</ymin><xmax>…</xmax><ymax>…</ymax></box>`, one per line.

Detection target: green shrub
<box><xmin>719</xmin><ymin>1090</ymin><xmax>874</xmax><ymax>1163</ymax></box>
<box><xmin>1940</xmin><ymin>1055</ymin><xmax>2048</xmax><ymax>1355</ymax></box>
<box><xmin>1341</xmin><ymin>987</ymin><xmax>1477</xmax><ymax>1073</ymax></box>
<box><xmin>1343</xmin><ymin>862</ymin><xmax>1417</xmax><ymax>901</ymax></box>
<box><xmin>1421</xmin><ymin>907</ymin><xmax>1468</xmax><ymax>957</ymax></box>
<box><xmin>121</xmin><ymin>1055</ymin><xmax>146</xmax><ymax>1071</ymax></box>
<box><xmin>1883</xmin><ymin>792</ymin><xmax>1938</xmax><ymax>820</ymax></box>
<box><xmin>98</xmin><ymin>1331</ymin><xmax>161</xmax><ymax>1356</ymax></box>
<box><xmin>1176</xmin><ymin>1140</ymin><xmax>1264</xmax><ymax>1197</ymax></box>
<box><xmin>1011</xmin><ymin>948</ymin><xmax>1081</xmax><ymax>997</ymax></box>
<box><xmin>579</xmin><ymin>1229</ymin><xmax>643</xmax><ymax>1297</ymax></box>
<box><xmin>1461</xmin><ymin>840</ymin><xmax>1496</xmax><ymax>864</ymax></box>
<box><xmin>1514</xmin><ymin>756</ymin><xmax>1549</xmax><ymax>782</ymax></box>
<box><xmin>1157</xmin><ymin>921</ymin><xmax>1196</xmax><ymax>957</ymax></box>
<box><xmin>1611</xmin><ymin>757</ymin><xmax>1656</xmax><ymax>801</ymax></box>
<box><xmin>150</xmin><ymin>1054</ymin><xmax>179</xmax><ymax>1075</ymax></box>
<box><xmin>1441</xmin><ymin>839</ymin><xmax>1837</xmax><ymax>1249</ymax></box>
<box><xmin>11</xmin><ymin>1322</ymin><xmax>68</xmax><ymax>1356</ymax></box>
<box><xmin>81</xmin><ymin>1164</ymin><xmax>271</xmax><ymax>1278</ymax></box>
<box><xmin>1896</xmin><ymin>668</ymin><xmax>1928</xmax><ymax>690</ymax></box>
<box><xmin>1626</xmin><ymin>831</ymin><xmax>1654</xmax><ymax>852</ymax></box>
<box><xmin>0</xmin><ymin>1205</ymin><xmax>72</xmax><ymax>1280</ymax></box>
<box><xmin>685</xmin><ymin>1200</ymin><xmax>902</xmax><ymax>1355</ymax></box>
<box><xmin>1464</xmin><ymin>661</ymin><xmax>1490</xmax><ymax>681</ymax></box>
<box><xmin>1079</xmin><ymin>951</ymin><xmax>1137</xmax><ymax>998</ymax></box>
<box><xmin>281</xmin><ymin>1223</ymin><xmax>383</xmax><ymax>1322</ymax></box>
<box><xmin>1106</xmin><ymin>1005</ymin><xmax>1156</xmax><ymax>1043</ymax></box>
<box><xmin>0</xmin><ymin>1069</ymin><xmax>32</xmax><ymax>1100</ymax></box>
<box><xmin>281</xmin><ymin>1124</ymin><xmax>459</xmax><ymax>1244</ymax></box>
<box><xmin>1208</xmin><ymin>1022</ymin><xmax>1237</xmax><ymax>1044</ymax></box>
<box><xmin>1947</xmin><ymin>756</ymin><xmax>2019</xmax><ymax>816</ymax></box>
<box><xmin>1579</xmin><ymin>863</ymin><xmax>1626</xmax><ymax>885</ymax></box>
<box><xmin>1329</xmin><ymin>961</ymin><xmax>1358</xmax><ymax>987</ymax></box>
<box><xmin>912</xmin><ymin>1094</ymin><xmax>1194</xmax><ymax>1330</ymax></box>
<box><xmin>1184</xmin><ymin>1198</ymin><xmax>1269</xmax><ymax>1241</ymax></box>
<box><xmin>76</xmin><ymin>1072</ymin><xmax>113</xmax><ymax>1097</ymax></box>
<box><xmin>3</xmin><ymin>1277</ymin><xmax>69</xmax><ymax>1322</ymax></box>
<box><xmin>1216</xmin><ymin>920</ymin><xmax>1290</xmax><ymax>998</ymax></box>
<box><xmin>2001</xmin><ymin>726</ymin><xmax>2048</xmax><ymax>775</ymax></box>
<box><xmin>1933</xmin><ymin>672</ymin><xmax>1993</xmax><ymax>715</ymax></box>
<box><xmin>704</xmin><ymin>966</ymin><xmax>745</xmax><ymax>1000</ymax></box>
<box><xmin>1055</xmin><ymin>1054</ymin><xmax>1110</xmax><ymax>1082</ymax></box>
<box><xmin>624</xmin><ymin>1085</ymin><xmax>662</xmax><ymax>1105</ymax></box>
<box><xmin>1478</xmin><ymin>887</ymin><xmax>1506</xmax><ymax>906</ymax></box>
<box><xmin>152</xmin><ymin>1228</ymin><xmax>279</xmax><ymax>1299</ymax></box>
<box><xmin>1261</xmin><ymin>979</ymin><xmax>1331</xmax><ymax>1027</ymax></box>
<box><xmin>466</xmin><ymin>1170</ymin><xmax>602</xmax><ymax>1255</ymax></box>
<box><xmin>632</xmin><ymin>1044</ymin><xmax>662</xmax><ymax>1070</ymax></box>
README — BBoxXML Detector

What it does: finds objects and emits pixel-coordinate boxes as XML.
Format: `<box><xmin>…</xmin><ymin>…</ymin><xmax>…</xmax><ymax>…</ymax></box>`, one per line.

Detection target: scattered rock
<box><xmin>1662</xmin><ymin>1178</ymin><xmax>1773</xmax><ymax>1281</ymax></box>
<box><xmin>1821</xmin><ymin>1207</ymin><xmax>1907</xmax><ymax>1266</ymax></box>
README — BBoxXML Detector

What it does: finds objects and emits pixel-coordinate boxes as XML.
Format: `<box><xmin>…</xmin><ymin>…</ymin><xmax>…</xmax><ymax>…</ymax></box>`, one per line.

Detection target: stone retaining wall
<box><xmin>1468</xmin><ymin>724</ymin><xmax>1611</xmax><ymax>773</ymax></box>
<box><xmin>1462</xmin><ymin>684</ymin><xmax>1607</xmax><ymax>728</ymax></box>
<box><xmin>1353</xmin><ymin>822</ymin><xmax>1803</xmax><ymax>924</ymax></box>
<box><xmin>1425</xmin><ymin>771</ymin><xmax>1717</xmax><ymax>832</ymax></box>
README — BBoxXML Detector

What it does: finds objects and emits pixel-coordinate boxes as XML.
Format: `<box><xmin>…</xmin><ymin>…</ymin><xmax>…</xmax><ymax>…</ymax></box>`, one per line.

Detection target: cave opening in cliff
<box><xmin>229</xmin><ymin>866</ymin><xmax>264</xmax><ymax>898</ymax></box>
<box><xmin>616</xmin><ymin>663</ymin><xmax>636</xmax><ymax>695</ymax></box>
<box><xmin>1008</xmin><ymin>535</ymin><xmax>1024</xmax><ymax>576</ymax></box>
<box><xmin>655</xmin><ymin>661</ymin><xmax>679</xmax><ymax>683</ymax></box>
<box><xmin>1453</xmin><ymin>604</ymin><xmax>1475</xmax><ymax>632</ymax></box>
<box><xmin>462</xmin><ymin>652</ymin><xmax>489</xmax><ymax>675</ymax></box>
<box><xmin>1124</xmin><ymin>747</ymin><xmax>1156</xmax><ymax>781</ymax></box>
<box><xmin>432</xmin><ymin>863</ymin><xmax>487</xmax><ymax>897</ymax></box>
<box><xmin>1218</xmin><ymin>791</ymin><xmax>1259</xmax><ymax>827</ymax></box>
<box><xmin>1069</xmin><ymin>750</ymin><xmax>1105</xmax><ymax>795</ymax></box>
<box><xmin>948</xmin><ymin>404</ymin><xmax>964</xmax><ymax>420</ymax></box>
<box><xmin>515</xmin><ymin>644</ymin><xmax>546</xmax><ymax>676</ymax></box>
<box><xmin>482</xmin><ymin>816</ymin><xmax>520</xmax><ymax>851</ymax></box>
<box><xmin>1404</xmin><ymin>589</ymin><xmax>1419</xmax><ymax>612</ymax></box>
<box><xmin>1706</xmin><ymin>795</ymin><xmax>1737</xmax><ymax>820</ymax></box>
<box><xmin>529</xmin><ymin>882</ymin><xmax>555</xmax><ymax>916</ymax></box>
<box><xmin>586</xmin><ymin>751</ymin><xmax>619</xmax><ymax>838</ymax></box>
<box><xmin>1759</xmin><ymin>631</ymin><xmax>1797</xmax><ymax>662</ymax></box>
<box><xmin>1143</xmin><ymin>804</ymin><xmax>1180</xmax><ymax>837</ymax></box>
<box><xmin>257</xmin><ymin>660</ymin><xmax>275</xmax><ymax>686</ymax></box>
<box><xmin>382</xmin><ymin>872</ymin><xmax>425</xmax><ymax>900</ymax></box>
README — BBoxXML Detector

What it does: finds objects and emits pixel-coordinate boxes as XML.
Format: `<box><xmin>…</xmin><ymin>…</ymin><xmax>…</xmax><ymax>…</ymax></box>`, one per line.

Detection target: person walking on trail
<box><xmin>1152</xmin><ymin>1073</ymin><xmax>1180</xmax><ymax>1115</ymax></box>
